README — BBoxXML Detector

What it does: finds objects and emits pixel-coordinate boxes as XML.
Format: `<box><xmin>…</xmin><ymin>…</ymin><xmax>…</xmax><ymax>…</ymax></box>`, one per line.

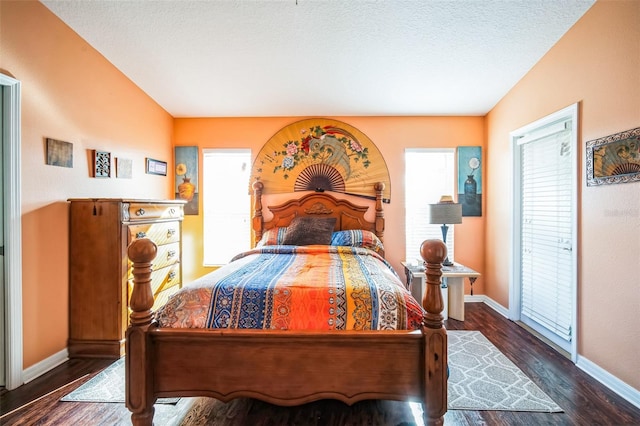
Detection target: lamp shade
<box><xmin>427</xmin><ymin>202</ymin><xmax>462</xmax><ymax>224</ymax></box>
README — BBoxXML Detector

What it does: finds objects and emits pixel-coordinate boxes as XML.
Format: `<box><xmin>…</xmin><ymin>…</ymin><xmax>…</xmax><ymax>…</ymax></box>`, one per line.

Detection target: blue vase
<box><xmin>464</xmin><ymin>174</ymin><xmax>477</xmax><ymax>203</ymax></box>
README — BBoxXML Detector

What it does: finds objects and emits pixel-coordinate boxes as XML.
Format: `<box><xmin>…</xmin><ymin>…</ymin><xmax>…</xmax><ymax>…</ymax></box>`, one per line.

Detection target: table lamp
<box><xmin>427</xmin><ymin>195</ymin><xmax>462</xmax><ymax>266</ymax></box>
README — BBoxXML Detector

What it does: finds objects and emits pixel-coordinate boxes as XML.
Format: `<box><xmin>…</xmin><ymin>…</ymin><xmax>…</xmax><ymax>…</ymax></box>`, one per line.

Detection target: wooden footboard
<box><xmin>126</xmin><ymin>238</ymin><xmax>447</xmax><ymax>426</ymax></box>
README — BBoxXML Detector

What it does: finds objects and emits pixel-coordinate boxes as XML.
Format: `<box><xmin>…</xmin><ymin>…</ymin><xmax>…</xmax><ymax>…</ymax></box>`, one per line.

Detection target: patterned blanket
<box><xmin>155</xmin><ymin>245</ymin><xmax>424</xmax><ymax>331</ymax></box>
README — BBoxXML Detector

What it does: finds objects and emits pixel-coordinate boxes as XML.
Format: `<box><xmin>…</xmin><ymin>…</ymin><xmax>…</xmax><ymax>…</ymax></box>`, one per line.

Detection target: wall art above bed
<box><xmin>251</xmin><ymin>118</ymin><xmax>391</xmax><ymax>203</ymax></box>
<box><xmin>586</xmin><ymin>126</ymin><xmax>640</xmax><ymax>186</ymax></box>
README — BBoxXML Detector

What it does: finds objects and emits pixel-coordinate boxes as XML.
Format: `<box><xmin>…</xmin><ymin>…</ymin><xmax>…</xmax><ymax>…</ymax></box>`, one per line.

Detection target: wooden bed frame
<box><xmin>125</xmin><ymin>182</ymin><xmax>448</xmax><ymax>425</ymax></box>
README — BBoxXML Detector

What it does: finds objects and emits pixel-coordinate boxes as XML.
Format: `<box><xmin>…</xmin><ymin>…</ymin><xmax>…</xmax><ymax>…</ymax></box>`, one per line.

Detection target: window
<box><xmin>404</xmin><ymin>149</ymin><xmax>456</xmax><ymax>264</ymax></box>
<box><xmin>202</xmin><ymin>149</ymin><xmax>252</xmax><ymax>266</ymax></box>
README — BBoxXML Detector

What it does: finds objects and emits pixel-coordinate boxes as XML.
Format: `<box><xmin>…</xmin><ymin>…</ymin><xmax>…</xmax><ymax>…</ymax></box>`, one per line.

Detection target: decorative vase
<box><xmin>464</xmin><ymin>174</ymin><xmax>477</xmax><ymax>204</ymax></box>
<box><xmin>178</xmin><ymin>177</ymin><xmax>196</xmax><ymax>202</ymax></box>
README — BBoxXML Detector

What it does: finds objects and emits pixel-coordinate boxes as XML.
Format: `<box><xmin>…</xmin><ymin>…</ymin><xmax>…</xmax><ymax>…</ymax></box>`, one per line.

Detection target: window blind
<box><xmin>519</xmin><ymin>127</ymin><xmax>573</xmax><ymax>343</ymax></box>
<box><xmin>405</xmin><ymin>149</ymin><xmax>456</xmax><ymax>265</ymax></box>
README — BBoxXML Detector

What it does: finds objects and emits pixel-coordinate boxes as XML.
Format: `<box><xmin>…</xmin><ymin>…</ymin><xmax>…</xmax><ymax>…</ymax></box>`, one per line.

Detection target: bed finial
<box><xmin>420</xmin><ymin>239</ymin><xmax>447</xmax><ymax>328</ymax></box>
<box><xmin>252</xmin><ymin>181</ymin><xmax>264</xmax><ymax>246</ymax></box>
<box><xmin>126</xmin><ymin>238</ymin><xmax>158</xmax><ymax>426</ymax></box>
<box><xmin>127</xmin><ymin>238</ymin><xmax>157</xmax><ymax>326</ymax></box>
<box><xmin>419</xmin><ymin>238</ymin><xmax>447</xmax><ymax>426</ymax></box>
<box><xmin>374</xmin><ymin>182</ymin><xmax>385</xmax><ymax>241</ymax></box>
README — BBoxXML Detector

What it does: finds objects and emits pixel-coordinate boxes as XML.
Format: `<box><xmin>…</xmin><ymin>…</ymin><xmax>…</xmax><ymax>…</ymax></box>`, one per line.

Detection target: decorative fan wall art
<box><xmin>586</xmin><ymin>126</ymin><xmax>640</xmax><ymax>186</ymax></box>
<box><xmin>251</xmin><ymin>118</ymin><xmax>391</xmax><ymax>202</ymax></box>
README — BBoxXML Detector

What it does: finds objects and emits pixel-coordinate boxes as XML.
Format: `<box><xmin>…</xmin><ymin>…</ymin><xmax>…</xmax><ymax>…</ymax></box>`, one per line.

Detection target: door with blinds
<box><xmin>510</xmin><ymin>104</ymin><xmax>578</xmax><ymax>361</ymax></box>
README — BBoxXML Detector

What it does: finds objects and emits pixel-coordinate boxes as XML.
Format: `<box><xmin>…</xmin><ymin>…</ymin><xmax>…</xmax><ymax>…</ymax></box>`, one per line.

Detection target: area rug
<box><xmin>61</xmin><ymin>331</ymin><xmax>562</xmax><ymax>416</ymax></box>
<box><xmin>447</xmin><ymin>330</ymin><xmax>562</xmax><ymax>412</ymax></box>
<box><xmin>60</xmin><ymin>357</ymin><xmax>179</xmax><ymax>404</ymax></box>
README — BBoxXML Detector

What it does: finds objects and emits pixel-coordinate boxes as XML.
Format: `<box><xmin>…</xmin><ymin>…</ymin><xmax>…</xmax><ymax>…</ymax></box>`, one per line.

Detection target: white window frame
<box><xmin>202</xmin><ymin>149</ymin><xmax>252</xmax><ymax>266</ymax></box>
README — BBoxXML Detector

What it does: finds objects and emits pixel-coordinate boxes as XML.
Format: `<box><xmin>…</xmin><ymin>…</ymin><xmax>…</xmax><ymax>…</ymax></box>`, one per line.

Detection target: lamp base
<box><xmin>440</xmin><ymin>224</ymin><xmax>453</xmax><ymax>266</ymax></box>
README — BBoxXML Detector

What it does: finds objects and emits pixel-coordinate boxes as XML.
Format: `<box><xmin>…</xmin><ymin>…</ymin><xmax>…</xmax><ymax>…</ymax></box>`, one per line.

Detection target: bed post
<box><xmin>252</xmin><ymin>180</ymin><xmax>264</xmax><ymax>246</ymax></box>
<box><xmin>420</xmin><ymin>239</ymin><xmax>448</xmax><ymax>426</ymax></box>
<box><xmin>126</xmin><ymin>238</ymin><xmax>158</xmax><ymax>426</ymax></box>
<box><xmin>374</xmin><ymin>182</ymin><xmax>385</xmax><ymax>242</ymax></box>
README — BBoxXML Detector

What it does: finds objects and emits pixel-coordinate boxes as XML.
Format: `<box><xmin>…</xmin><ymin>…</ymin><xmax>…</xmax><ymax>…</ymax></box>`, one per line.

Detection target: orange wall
<box><xmin>174</xmin><ymin>117</ymin><xmax>486</xmax><ymax>289</ymax></box>
<box><xmin>486</xmin><ymin>0</ymin><xmax>640</xmax><ymax>390</ymax></box>
<box><xmin>1</xmin><ymin>1</ymin><xmax>174</xmax><ymax>367</ymax></box>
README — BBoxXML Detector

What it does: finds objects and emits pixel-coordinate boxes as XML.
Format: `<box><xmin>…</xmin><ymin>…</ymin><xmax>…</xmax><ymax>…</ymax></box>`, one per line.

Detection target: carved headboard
<box><xmin>252</xmin><ymin>181</ymin><xmax>385</xmax><ymax>247</ymax></box>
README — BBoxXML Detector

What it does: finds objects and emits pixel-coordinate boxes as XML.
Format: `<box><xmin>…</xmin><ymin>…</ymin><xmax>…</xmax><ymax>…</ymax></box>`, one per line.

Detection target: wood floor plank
<box><xmin>2</xmin><ymin>302</ymin><xmax>639</xmax><ymax>425</ymax></box>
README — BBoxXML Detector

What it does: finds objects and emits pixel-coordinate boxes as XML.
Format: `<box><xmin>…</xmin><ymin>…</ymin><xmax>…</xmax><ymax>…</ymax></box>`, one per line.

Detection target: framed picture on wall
<box><xmin>116</xmin><ymin>158</ymin><xmax>133</xmax><ymax>179</ymax></box>
<box><xmin>457</xmin><ymin>146</ymin><xmax>482</xmax><ymax>217</ymax></box>
<box><xmin>586</xmin><ymin>126</ymin><xmax>640</xmax><ymax>186</ymax></box>
<box><xmin>93</xmin><ymin>150</ymin><xmax>111</xmax><ymax>178</ymax></box>
<box><xmin>146</xmin><ymin>158</ymin><xmax>167</xmax><ymax>176</ymax></box>
<box><xmin>45</xmin><ymin>138</ymin><xmax>73</xmax><ymax>168</ymax></box>
<box><xmin>175</xmin><ymin>146</ymin><xmax>199</xmax><ymax>215</ymax></box>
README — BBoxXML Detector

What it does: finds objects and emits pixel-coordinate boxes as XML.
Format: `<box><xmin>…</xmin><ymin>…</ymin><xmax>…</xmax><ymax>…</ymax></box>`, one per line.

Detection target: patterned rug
<box><xmin>447</xmin><ymin>330</ymin><xmax>562</xmax><ymax>412</ymax></box>
<box><xmin>60</xmin><ymin>357</ymin><xmax>179</xmax><ymax>404</ymax></box>
<box><xmin>61</xmin><ymin>331</ymin><xmax>562</xmax><ymax>421</ymax></box>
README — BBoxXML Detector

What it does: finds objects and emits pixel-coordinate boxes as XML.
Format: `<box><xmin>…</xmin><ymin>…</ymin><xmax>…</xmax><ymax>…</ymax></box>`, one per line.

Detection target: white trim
<box><xmin>1</xmin><ymin>73</ymin><xmax>23</xmax><ymax>390</ymax></box>
<box><xmin>508</xmin><ymin>129</ymin><xmax>520</xmax><ymax>322</ymax></box>
<box><xmin>577</xmin><ymin>355</ymin><xmax>640</xmax><ymax>410</ymax></box>
<box><xmin>22</xmin><ymin>348</ymin><xmax>68</xmax><ymax>384</ymax></box>
<box><xmin>516</xmin><ymin>121</ymin><xmax>569</xmax><ymax>145</ymax></box>
<box><xmin>467</xmin><ymin>295</ymin><xmax>510</xmax><ymax>317</ymax></box>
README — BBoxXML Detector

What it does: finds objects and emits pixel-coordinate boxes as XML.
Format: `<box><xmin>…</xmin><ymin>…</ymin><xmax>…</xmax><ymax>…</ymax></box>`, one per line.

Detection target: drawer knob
<box><xmin>167</xmin><ymin>228</ymin><xmax>176</xmax><ymax>237</ymax></box>
<box><xmin>167</xmin><ymin>250</ymin><xmax>176</xmax><ymax>259</ymax></box>
<box><xmin>136</xmin><ymin>232</ymin><xmax>147</xmax><ymax>238</ymax></box>
<box><xmin>169</xmin><ymin>208</ymin><xmax>176</xmax><ymax>215</ymax></box>
<box><xmin>168</xmin><ymin>271</ymin><xmax>177</xmax><ymax>280</ymax></box>
<box><xmin>136</xmin><ymin>208</ymin><xmax>146</xmax><ymax>216</ymax></box>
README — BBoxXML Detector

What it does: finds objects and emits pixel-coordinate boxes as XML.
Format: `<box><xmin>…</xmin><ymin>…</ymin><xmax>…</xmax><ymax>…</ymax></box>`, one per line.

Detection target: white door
<box><xmin>510</xmin><ymin>104</ymin><xmax>578</xmax><ymax>362</ymax></box>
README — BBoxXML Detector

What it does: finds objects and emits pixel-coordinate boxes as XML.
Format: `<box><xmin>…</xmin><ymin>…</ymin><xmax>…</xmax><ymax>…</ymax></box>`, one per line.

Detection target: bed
<box><xmin>125</xmin><ymin>181</ymin><xmax>448</xmax><ymax>425</ymax></box>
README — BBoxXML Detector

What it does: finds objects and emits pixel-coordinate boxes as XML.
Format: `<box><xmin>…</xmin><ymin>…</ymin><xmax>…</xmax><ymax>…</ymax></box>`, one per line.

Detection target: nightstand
<box><xmin>402</xmin><ymin>261</ymin><xmax>448</xmax><ymax>320</ymax></box>
<box><xmin>402</xmin><ymin>261</ymin><xmax>480</xmax><ymax>321</ymax></box>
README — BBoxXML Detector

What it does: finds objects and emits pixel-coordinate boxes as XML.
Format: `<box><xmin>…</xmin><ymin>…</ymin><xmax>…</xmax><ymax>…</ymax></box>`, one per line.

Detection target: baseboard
<box><xmin>22</xmin><ymin>348</ymin><xmax>69</xmax><ymax>384</ymax></box>
<box><xmin>473</xmin><ymin>294</ymin><xmax>640</xmax><ymax>411</ymax></box>
<box><xmin>577</xmin><ymin>355</ymin><xmax>640</xmax><ymax>410</ymax></box>
<box><xmin>466</xmin><ymin>294</ymin><xmax>509</xmax><ymax>317</ymax></box>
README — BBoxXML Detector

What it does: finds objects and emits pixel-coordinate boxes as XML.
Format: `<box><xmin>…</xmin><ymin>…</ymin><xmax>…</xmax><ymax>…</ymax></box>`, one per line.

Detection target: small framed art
<box><xmin>93</xmin><ymin>150</ymin><xmax>111</xmax><ymax>178</ymax></box>
<box><xmin>146</xmin><ymin>158</ymin><xmax>167</xmax><ymax>176</ymax></box>
<box><xmin>46</xmin><ymin>138</ymin><xmax>73</xmax><ymax>168</ymax></box>
<box><xmin>116</xmin><ymin>158</ymin><xmax>133</xmax><ymax>179</ymax></box>
<box><xmin>586</xmin><ymin>126</ymin><xmax>640</xmax><ymax>186</ymax></box>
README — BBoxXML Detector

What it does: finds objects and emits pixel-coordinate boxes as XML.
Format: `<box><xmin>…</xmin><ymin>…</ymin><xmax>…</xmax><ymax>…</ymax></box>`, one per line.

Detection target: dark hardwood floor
<box><xmin>2</xmin><ymin>302</ymin><xmax>639</xmax><ymax>425</ymax></box>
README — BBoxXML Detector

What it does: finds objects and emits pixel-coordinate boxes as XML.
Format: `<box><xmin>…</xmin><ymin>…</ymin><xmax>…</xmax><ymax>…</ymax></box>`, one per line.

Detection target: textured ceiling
<box><xmin>41</xmin><ymin>0</ymin><xmax>595</xmax><ymax>117</ymax></box>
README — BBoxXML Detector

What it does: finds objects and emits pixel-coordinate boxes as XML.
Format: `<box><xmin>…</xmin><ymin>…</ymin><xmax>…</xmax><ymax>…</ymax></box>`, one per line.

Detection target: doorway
<box><xmin>509</xmin><ymin>103</ymin><xmax>579</xmax><ymax>363</ymax></box>
<box><xmin>1</xmin><ymin>73</ymin><xmax>23</xmax><ymax>390</ymax></box>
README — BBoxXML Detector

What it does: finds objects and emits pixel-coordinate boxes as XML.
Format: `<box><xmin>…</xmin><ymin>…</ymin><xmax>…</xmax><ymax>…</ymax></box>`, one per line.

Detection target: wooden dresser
<box><xmin>68</xmin><ymin>198</ymin><xmax>186</xmax><ymax>358</ymax></box>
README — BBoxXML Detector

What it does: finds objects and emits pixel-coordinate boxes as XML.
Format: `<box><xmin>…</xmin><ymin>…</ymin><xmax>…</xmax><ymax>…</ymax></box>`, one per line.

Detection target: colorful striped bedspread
<box><xmin>155</xmin><ymin>245</ymin><xmax>425</xmax><ymax>331</ymax></box>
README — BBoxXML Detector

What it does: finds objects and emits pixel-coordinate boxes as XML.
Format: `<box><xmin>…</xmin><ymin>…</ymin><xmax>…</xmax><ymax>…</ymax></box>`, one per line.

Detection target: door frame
<box><xmin>1</xmin><ymin>73</ymin><xmax>23</xmax><ymax>390</ymax></box>
<box><xmin>509</xmin><ymin>103</ymin><xmax>579</xmax><ymax>363</ymax></box>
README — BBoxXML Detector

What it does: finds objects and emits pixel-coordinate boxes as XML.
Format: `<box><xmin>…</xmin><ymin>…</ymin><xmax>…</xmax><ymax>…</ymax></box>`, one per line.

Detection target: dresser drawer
<box><xmin>128</xmin><ymin>263</ymin><xmax>181</xmax><ymax>302</ymax></box>
<box><xmin>128</xmin><ymin>221</ymin><xmax>181</xmax><ymax>245</ymax></box>
<box><xmin>128</xmin><ymin>242</ymin><xmax>180</xmax><ymax>278</ymax></box>
<box><xmin>126</xmin><ymin>202</ymin><xmax>183</xmax><ymax>222</ymax></box>
<box><xmin>150</xmin><ymin>264</ymin><xmax>181</xmax><ymax>295</ymax></box>
<box><xmin>152</xmin><ymin>286</ymin><xmax>181</xmax><ymax>312</ymax></box>
<box><xmin>153</xmin><ymin>242</ymin><xmax>180</xmax><ymax>270</ymax></box>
